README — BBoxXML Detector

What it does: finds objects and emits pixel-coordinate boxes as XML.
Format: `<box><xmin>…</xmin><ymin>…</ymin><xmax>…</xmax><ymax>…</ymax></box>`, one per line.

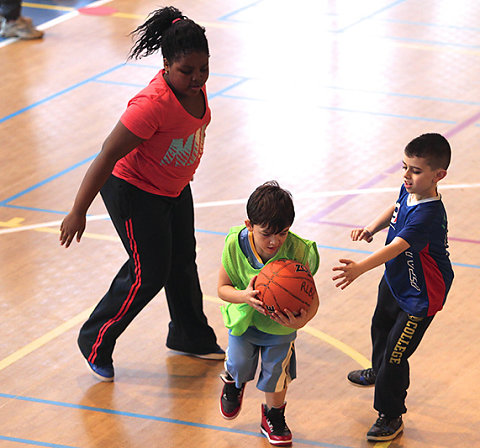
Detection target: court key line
<box><xmin>0</xmin><ymin>295</ymin><xmax>368</xmax><ymax>373</ymax></box>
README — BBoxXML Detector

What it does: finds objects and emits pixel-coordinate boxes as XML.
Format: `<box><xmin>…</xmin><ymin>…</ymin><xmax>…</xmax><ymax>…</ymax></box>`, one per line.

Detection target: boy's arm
<box><xmin>332</xmin><ymin>236</ymin><xmax>409</xmax><ymax>289</ymax></box>
<box><xmin>217</xmin><ymin>265</ymin><xmax>266</xmax><ymax>314</ymax></box>
<box><xmin>352</xmin><ymin>204</ymin><xmax>395</xmax><ymax>242</ymax></box>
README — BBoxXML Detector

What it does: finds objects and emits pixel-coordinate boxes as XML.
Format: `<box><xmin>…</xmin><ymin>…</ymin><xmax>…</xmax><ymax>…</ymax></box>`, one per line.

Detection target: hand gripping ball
<box><xmin>255</xmin><ymin>259</ymin><xmax>316</xmax><ymax>316</ymax></box>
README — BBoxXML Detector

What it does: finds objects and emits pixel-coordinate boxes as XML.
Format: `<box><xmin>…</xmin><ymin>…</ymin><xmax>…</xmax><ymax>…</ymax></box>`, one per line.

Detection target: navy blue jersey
<box><xmin>384</xmin><ymin>185</ymin><xmax>454</xmax><ymax>317</ymax></box>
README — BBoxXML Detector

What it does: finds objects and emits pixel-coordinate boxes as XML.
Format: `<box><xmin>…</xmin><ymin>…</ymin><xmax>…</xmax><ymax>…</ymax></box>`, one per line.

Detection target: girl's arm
<box><xmin>59</xmin><ymin>121</ymin><xmax>144</xmax><ymax>247</ymax></box>
<box><xmin>217</xmin><ymin>265</ymin><xmax>266</xmax><ymax>314</ymax></box>
<box><xmin>332</xmin><ymin>236</ymin><xmax>409</xmax><ymax>289</ymax></box>
<box><xmin>351</xmin><ymin>204</ymin><xmax>396</xmax><ymax>242</ymax></box>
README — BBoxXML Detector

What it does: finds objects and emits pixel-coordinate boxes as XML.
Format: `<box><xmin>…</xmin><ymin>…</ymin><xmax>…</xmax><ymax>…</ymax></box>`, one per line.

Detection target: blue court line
<box><xmin>0</xmin><ymin>64</ymin><xmax>125</xmax><ymax>125</ymax></box>
<box><xmin>219</xmin><ymin>94</ymin><xmax>456</xmax><ymax>124</ymax></box>
<box><xmin>93</xmin><ymin>79</ymin><xmax>146</xmax><ymax>89</ymax></box>
<box><xmin>381</xmin><ymin>18</ymin><xmax>480</xmax><ymax>32</ymax></box>
<box><xmin>0</xmin><ymin>393</ymin><xmax>353</xmax><ymax>448</ymax></box>
<box><xmin>195</xmin><ymin>233</ymin><xmax>479</xmax><ymax>269</ymax></box>
<box><xmin>335</xmin><ymin>0</ymin><xmax>407</xmax><ymax>33</ymax></box>
<box><xmin>1</xmin><ymin>204</ymin><xmax>68</xmax><ymax>214</ymax></box>
<box><xmin>0</xmin><ymin>435</ymin><xmax>79</xmax><ymax>448</ymax></box>
<box><xmin>209</xmin><ymin>77</ymin><xmax>249</xmax><ymax>99</ymax></box>
<box><xmin>384</xmin><ymin>34</ymin><xmax>480</xmax><ymax>50</ymax></box>
<box><xmin>321</xmin><ymin>85</ymin><xmax>480</xmax><ymax>107</ymax></box>
<box><xmin>217</xmin><ymin>0</ymin><xmax>264</xmax><ymax>22</ymax></box>
<box><xmin>0</xmin><ymin>153</ymin><xmax>97</xmax><ymax>205</ymax></box>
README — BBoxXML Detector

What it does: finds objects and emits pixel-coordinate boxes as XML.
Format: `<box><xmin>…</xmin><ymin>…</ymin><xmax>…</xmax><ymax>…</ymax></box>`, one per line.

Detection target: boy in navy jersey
<box><xmin>332</xmin><ymin>133</ymin><xmax>454</xmax><ymax>442</ymax></box>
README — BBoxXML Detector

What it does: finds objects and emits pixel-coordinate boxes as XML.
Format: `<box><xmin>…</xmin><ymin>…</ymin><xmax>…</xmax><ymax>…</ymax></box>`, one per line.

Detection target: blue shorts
<box><xmin>225</xmin><ymin>327</ymin><xmax>297</xmax><ymax>393</ymax></box>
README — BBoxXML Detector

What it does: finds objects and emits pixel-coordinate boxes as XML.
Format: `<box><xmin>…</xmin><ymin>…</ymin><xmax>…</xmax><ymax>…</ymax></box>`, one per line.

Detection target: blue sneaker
<box><xmin>85</xmin><ymin>360</ymin><xmax>114</xmax><ymax>382</ymax></box>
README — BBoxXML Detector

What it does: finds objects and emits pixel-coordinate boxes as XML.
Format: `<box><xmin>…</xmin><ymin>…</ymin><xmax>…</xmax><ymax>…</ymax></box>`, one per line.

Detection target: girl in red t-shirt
<box><xmin>60</xmin><ymin>6</ymin><xmax>223</xmax><ymax>382</ymax></box>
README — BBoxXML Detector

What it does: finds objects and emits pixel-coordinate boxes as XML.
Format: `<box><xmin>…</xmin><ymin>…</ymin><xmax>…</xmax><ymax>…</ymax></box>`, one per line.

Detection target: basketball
<box><xmin>255</xmin><ymin>259</ymin><xmax>316</xmax><ymax>317</ymax></box>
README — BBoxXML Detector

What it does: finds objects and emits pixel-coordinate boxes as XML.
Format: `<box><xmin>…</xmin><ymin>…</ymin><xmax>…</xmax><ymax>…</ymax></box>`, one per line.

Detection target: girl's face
<box><xmin>402</xmin><ymin>155</ymin><xmax>446</xmax><ymax>200</ymax></box>
<box><xmin>164</xmin><ymin>51</ymin><xmax>209</xmax><ymax>99</ymax></box>
<box><xmin>245</xmin><ymin>220</ymin><xmax>290</xmax><ymax>263</ymax></box>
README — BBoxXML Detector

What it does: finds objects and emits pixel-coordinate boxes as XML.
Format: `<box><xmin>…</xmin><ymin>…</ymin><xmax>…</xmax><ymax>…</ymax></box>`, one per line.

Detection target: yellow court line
<box><xmin>203</xmin><ymin>295</ymin><xmax>371</xmax><ymax>367</ymax></box>
<box><xmin>301</xmin><ymin>325</ymin><xmax>370</xmax><ymax>368</ymax></box>
<box><xmin>22</xmin><ymin>2</ymin><xmax>74</xmax><ymax>11</ymax></box>
<box><xmin>0</xmin><ymin>295</ymin><xmax>369</xmax><ymax>372</ymax></box>
<box><xmin>36</xmin><ymin>227</ymin><xmax>120</xmax><ymax>242</ymax></box>
<box><xmin>0</xmin><ymin>306</ymin><xmax>94</xmax><ymax>372</ymax></box>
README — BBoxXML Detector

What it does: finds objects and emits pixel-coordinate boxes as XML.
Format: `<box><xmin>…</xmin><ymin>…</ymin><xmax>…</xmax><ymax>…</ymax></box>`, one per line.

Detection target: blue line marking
<box><xmin>0</xmin><ymin>393</ymin><xmax>353</xmax><ymax>448</ymax></box>
<box><xmin>219</xmin><ymin>94</ymin><xmax>456</xmax><ymax>123</ymax></box>
<box><xmin>0</xmin><ymin>435</ymin><xmax>79</xmax><ymax>448</ymax></box>
<box><xmin>385</xmin><ymin>34</ymin><xmax>480</xmax><ymax>49</ymax></box>
<box><xmin>209</xmin><ymin>77</ymin><xmax>249</xmax><ymax>99</ymax></box>
<box><xmin>1</xmin><ymin>204</ymin><xmax>69</xmax><ymax>215</ymax></box>
<box><xmin>217</xmin><ymin>0</ymin><xmax>264</xmax><ymax>22</ymax></box>
<box><xmin>0</xmin><ymin>153</ymin><xmax>97</xmax><ymax>205</ymax></box>
<box><xmin>196</xmin><ymin>228</ymin><xmax>229</xmax><ymax>236</ymax></box>
<box><xmin>0</xmin><ymin>64</ymin><xmax>125</xmax><ymax>125</ymax></box>
<box><xmin>381</xmin><ymin>18</ymin><xmax>480</xmax><ymax>32</ymax></box>
<box><xmin>322</xmin><ymin>85</ymin><xmax>480</xmax><ymax>106</ymax></box>
<box><xmin>93</xmin><ymin>79</ymin><xmax>146</xmax><ymax>89</ymax></box>
<box><xmin>335</xmin><ymin>0</ymin><xmax>406</xmax><ymax>33</ymax></box>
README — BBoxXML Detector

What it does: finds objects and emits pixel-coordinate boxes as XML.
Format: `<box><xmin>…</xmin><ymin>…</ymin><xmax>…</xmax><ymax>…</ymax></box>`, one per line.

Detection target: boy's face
<box><xmin>402</xmin><ymin>154</ymin><xmax>447</xmax><ymax>200</ymax></box>
<box><xmin>245</xmin><ymin>220</ymin><xmax>290</xmax><ymax>263</ymax></box>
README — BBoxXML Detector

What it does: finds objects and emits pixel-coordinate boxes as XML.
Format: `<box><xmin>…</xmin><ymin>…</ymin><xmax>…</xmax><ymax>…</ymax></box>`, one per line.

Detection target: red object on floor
<box><xmin>78</xmin><ymin>6</ymin><xmax>117</xmax><ymax>16</ymax></box>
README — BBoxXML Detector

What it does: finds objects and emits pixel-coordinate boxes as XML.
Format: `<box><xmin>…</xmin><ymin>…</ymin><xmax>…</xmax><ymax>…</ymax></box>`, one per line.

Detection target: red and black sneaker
<box><xmin>260</xmin><ymin>403</ymin><xmax>292</xmax><ymax>446</ymax></box>
<box><xmin>219</xmin><ymin>372</ymin><xmax>245</xmax><ymax>420</ymax></box>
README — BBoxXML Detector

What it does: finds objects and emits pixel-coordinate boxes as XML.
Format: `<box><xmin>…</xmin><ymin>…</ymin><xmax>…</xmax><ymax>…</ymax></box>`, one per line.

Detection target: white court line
<box><xmin>0</xmin><ymin>0</ymin><xmax>113</xmax><ymax>48</ymax></box>
<box><xmin>1</xmin><ymin>182</ymin><xmax>479</xmax><ymax>235</ymax></box>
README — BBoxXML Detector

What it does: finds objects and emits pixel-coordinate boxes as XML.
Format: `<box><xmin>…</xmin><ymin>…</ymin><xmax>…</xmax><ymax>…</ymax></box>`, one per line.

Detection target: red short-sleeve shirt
<box><xmin>112</xmin><ymin>70</ymin><xmax>211</xmax><ymax>197</ymax></box>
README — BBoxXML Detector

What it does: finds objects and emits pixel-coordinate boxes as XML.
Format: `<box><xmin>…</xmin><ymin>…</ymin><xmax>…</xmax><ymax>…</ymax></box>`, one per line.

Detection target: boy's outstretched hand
<box><xmin>351</xmin><ymin>227</ymin><xmax>373</xmax><ymax>242</ymax></box>
<box><xmin>332</xmin><ymin>258</ymin><xmax>365</xmax><ymax>289</ymax></box>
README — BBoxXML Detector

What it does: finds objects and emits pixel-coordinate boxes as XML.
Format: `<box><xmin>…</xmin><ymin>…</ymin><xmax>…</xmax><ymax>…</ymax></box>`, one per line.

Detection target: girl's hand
<box><xmin>332</xmin><ymin>258</ymin><xmax>364</xmax><ymax>289</ymax></box>
<box><xmin>244</xmin><ymin>276</ymin><xmax>267</xmax><ymax>315</ymax></box>
<box><xmin>351</xmin><ymin>228</ymin><xmax>373</xmax><ymax>243</ymax></box>
<box><xmin>59</xmin><ymin>211</ymin><xmax>86</xmax><ymax>248</ymax></box>
<box><xmin>269</xmin><ymin>307</ymin><xmax>309</xmax><ymax>329</ymax></box>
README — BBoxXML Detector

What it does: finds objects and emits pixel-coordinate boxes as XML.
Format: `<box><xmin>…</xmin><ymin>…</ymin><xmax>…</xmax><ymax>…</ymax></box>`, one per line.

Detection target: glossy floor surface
<box><xmin>1</xmin><ymin>1</ymin><xmax>479</xmax><ymax>447</ymax></box>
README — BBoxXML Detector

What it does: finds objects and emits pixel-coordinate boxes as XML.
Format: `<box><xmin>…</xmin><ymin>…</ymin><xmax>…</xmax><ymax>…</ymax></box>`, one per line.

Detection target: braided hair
<box><xmin>128</xmin><ymin>6</ymin><xmax>209</xmax><ymax>62</ymax></box>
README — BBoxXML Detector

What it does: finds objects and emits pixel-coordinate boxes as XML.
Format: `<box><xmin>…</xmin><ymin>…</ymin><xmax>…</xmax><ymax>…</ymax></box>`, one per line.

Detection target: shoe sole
<box><xmin>169</xmin><ymin>349</ymin><xmax>225</xmax><ymax>360</ymax></box>
<box><xmin>219</xmin><ymin>400</ymin><xmax>242</xmax><ymax>420</ymax></box>
<box><xmin>347</xmin><ymin>378</ymin><xmax>375</xmax><ymax>387</ymax></box>
<box><xmin>366</xmin><ymin>423</ymin><xmax>404</xmax><ymax>441</ymax></box>
<box><xmin>84</xmin><ymin>360</ymin><xmax>114</xmax><ymax>382</ymax></box>
<box><xmin>260</xmin><ymin>425</ymin><xmax>292</xmax><ymax>447</ymax></box>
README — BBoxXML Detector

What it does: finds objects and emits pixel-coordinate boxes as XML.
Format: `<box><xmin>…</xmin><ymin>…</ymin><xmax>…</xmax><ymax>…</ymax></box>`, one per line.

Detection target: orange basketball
<box><xmin>255</xmin><ymin>259</ymin><xmax>316</xmax><ymax>317</ymax></box>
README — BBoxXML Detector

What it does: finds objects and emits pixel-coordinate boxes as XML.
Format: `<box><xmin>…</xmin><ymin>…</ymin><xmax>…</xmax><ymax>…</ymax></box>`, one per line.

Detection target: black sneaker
<box><xmin>219</xmin><ymin>372</ymin><xmax>245</xmax><ymax>419</ymax></box>
<box><xmin>347</xmin><ymin>368</ymin><xmax>376</xmax><ymax>387</ymax></box>
<box><xmin>260</xmin><ymin>403</ymin><xmax>292</xmax><ymax>446</ymax></box>
<box><xmin>366</xmin><ymin>414</ymin><xmax>404</xmax><ymax>441</ymax></box>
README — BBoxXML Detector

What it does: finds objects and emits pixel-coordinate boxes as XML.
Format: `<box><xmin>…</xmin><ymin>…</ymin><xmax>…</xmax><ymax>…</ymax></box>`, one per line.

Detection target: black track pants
<box><xmin>78</xmin><ymin>175</ymin><xmax>219</xmax><ymax>366</ymax></box>
<box><xmin>371</xmin><ymin>276</ymin><xmax>434</xmax><ymax>417</ymax></box>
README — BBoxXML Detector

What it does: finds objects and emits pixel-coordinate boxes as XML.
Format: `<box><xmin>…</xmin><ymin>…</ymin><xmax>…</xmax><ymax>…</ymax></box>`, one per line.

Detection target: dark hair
<box><xmin>404</xmin><ymin>133</ymin><xmax>451</xmax><ymax>170</ymax></box>
<box><xmin>128</xmin><ymin>6</ymin><xmax>209</xmax><ymax>61</ymax></box>
<box><xmin>247</xmin><ymin>181</ymin><xmax>295</xmax><ymax>234</ymax></box>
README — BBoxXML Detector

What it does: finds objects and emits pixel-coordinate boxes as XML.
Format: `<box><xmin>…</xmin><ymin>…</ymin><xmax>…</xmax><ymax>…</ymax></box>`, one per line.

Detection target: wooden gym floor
<box><xmin>0</xmin><ymin>0</ymin><xmax>479</xmax><ymax>447</ymax></box>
